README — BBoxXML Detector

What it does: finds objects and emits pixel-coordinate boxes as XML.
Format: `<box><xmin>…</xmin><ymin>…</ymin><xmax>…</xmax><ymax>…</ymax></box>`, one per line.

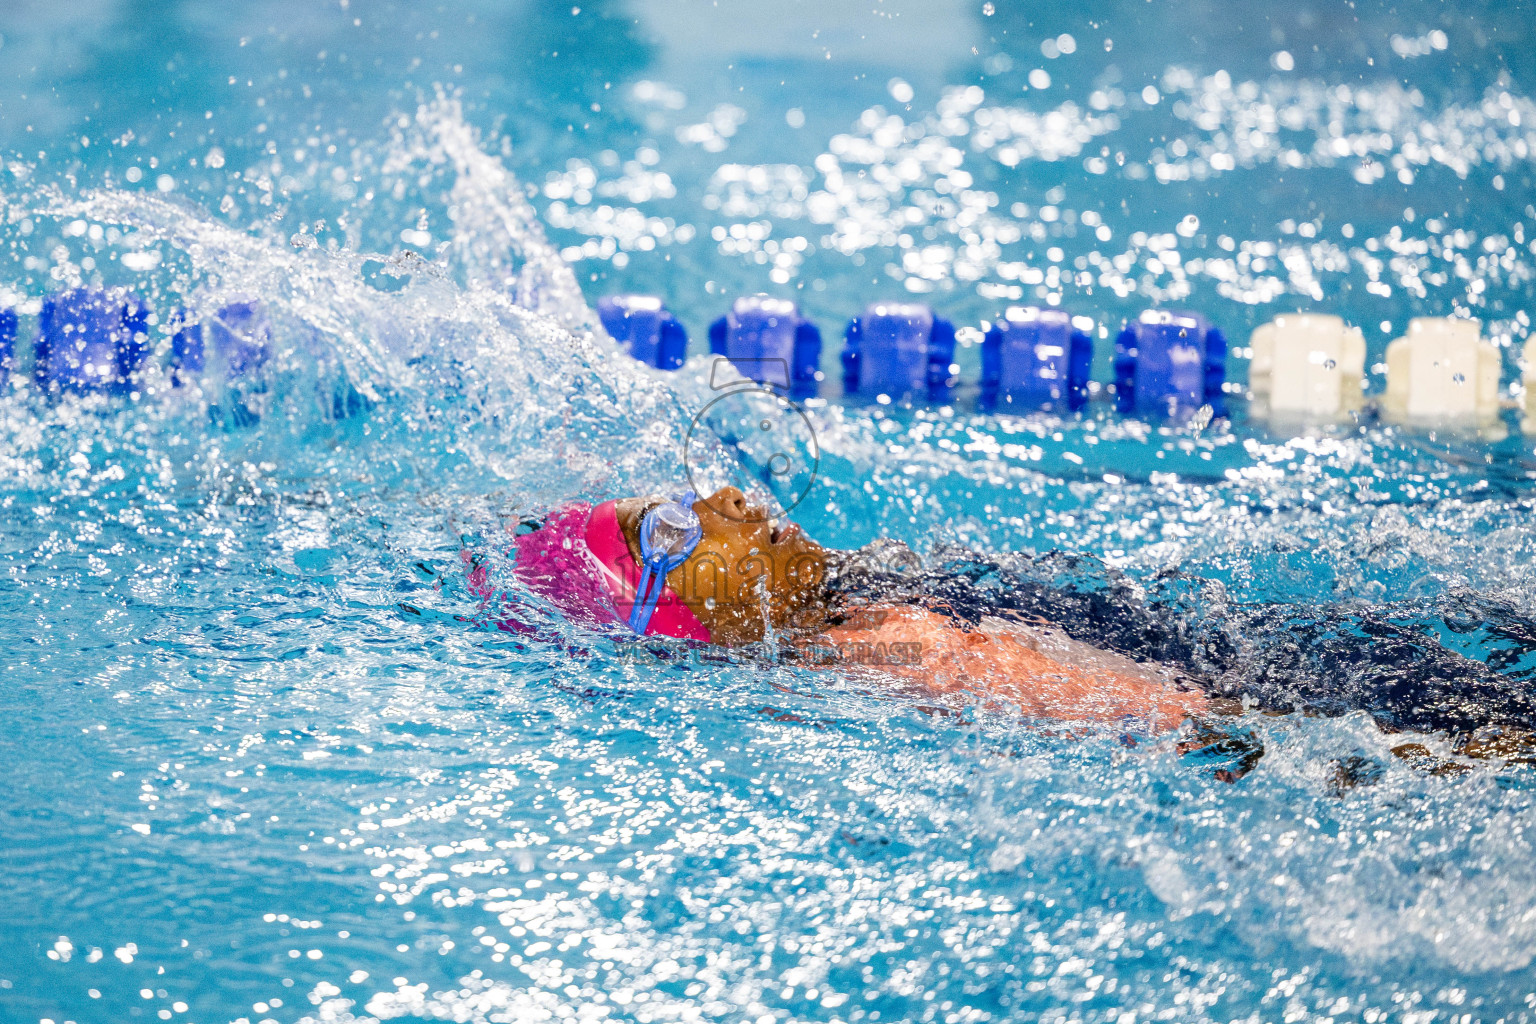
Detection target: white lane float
<box><xmin>1248</xmin><ymin>313</ymin><xmax>1366</xmax><ymax>422</ymax></box>
<box><xmin>1523</xmin><ymin>336</ymin><xmax>1535</xmax><ymax>435</ymax></box>
<box><xmin>1381</xmin><ymin>317</ymin><xmax>1502</xmax><ymax>431</ymax></box>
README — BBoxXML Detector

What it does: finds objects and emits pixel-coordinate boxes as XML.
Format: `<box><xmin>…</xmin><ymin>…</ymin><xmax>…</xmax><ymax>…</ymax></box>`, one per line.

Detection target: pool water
<box><xmin>3</xmin><ymin>2</ymin><xmax>1536</xmax><ymax>1022</ymax></box>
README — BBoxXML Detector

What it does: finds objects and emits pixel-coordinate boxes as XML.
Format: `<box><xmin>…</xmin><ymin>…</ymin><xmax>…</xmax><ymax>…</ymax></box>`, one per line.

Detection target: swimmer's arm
<box><xmin>802</xmin><ymin>604</ymin><xmax>1211</xmax><ymax>728</ymax></box>
<box><xmin>974</xmin><ymin>615</ymin><xmax>1191</xmax><ymax>691</ymax></box>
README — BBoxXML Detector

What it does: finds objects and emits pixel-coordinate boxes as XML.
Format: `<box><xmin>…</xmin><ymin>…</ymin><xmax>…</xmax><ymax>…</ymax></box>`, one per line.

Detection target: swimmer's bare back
<box><xmin>805</xmin><ymin>604</ymin><xmax>1210</xmax><ymax>729</ymax></box>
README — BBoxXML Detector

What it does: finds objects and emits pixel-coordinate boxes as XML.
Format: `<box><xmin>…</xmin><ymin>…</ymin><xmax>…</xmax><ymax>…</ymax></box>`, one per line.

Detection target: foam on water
<box><xmin>1</xmin><ymin>64</ymin><xmax>1536</xmax><ymax>1024</ymax></box>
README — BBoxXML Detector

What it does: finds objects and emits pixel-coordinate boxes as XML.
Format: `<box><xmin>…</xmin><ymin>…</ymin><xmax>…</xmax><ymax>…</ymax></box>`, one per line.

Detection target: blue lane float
<box><xmin>842</xmin><ymin>302</ymin><xmax>956</xmax><ymax>404</ymax></box>
<box><xmin>168</xmin><ymin>300</ymin><xmax>276</xmax><ymax>427</ymax></box>
<box><xmin>170</xmin><ymin>299</ymin><xmax>274</xmax><ymax>386</ymax></box>
<box><xmin>597</xmin><ymin>295</ymin><xmax>688</xmax><ymax>371</ymax></box>
<box><xmin>1113</xmin><ymin>309</ymin><xmax>1227</xmax><ymax>418</ymax></box>
<box><xmin>34</xmin><ymin>288</ymin><xmax>151</xmax><ymax>395</ymax></box>
<box><xmin>979</xmin><ymin>306</ymin><xmax>1093</xmax><ymax>413</ymax></box>
<box><xmin>0</xmin><ymin>307</ymin><xmax>16</xmax><ymax>385</ymax></box>
<box><xmin>709</xmin><ymin>295</ymin><xmax>822</xmax><ymax>398</ymax></box>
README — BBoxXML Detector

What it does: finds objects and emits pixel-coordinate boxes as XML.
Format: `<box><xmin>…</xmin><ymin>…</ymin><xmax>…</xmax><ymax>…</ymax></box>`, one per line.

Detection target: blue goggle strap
<box><xmin>627</xmin><ymin>494</ymin><xmax>702</xmax><ymax>635</ymax></box>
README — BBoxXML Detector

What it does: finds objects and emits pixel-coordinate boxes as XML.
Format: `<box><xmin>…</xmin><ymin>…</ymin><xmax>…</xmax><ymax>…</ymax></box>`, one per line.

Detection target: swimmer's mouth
<box><xmin>770</xmin><ymin>521</ymin><xmax>799</xmax><ymax>544</ymax></box>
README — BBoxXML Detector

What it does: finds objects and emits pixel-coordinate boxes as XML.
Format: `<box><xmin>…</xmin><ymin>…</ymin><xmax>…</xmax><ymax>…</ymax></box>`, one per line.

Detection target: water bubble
<box><xmin>981</xmin><ymin>1</ymin><xmax>994</xmax><ymax>14</ymax></box>
<box><xmin>1324</xmin><ymin>359</ymin><xmax>1337</xmax><ymax>370</ymax></box>
<box><xmin>1453</xmin><ymin>373</ymin><xmax>1466</xmax><ymax>385</ymax></box>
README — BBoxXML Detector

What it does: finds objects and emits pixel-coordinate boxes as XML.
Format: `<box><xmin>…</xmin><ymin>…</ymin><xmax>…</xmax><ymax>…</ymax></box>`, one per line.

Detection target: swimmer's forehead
<box><xmin>623</xmin><ymin>490</ymin><xmax>790</xmax><ymax>519</ymax></box>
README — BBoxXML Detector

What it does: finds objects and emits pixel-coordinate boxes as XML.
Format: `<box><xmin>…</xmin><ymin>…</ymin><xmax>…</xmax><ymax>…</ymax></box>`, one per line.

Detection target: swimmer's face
<box><xmin>617</xmin><ymin>486</ymin><xmax>827</xmax><ymax>645</ymax></box>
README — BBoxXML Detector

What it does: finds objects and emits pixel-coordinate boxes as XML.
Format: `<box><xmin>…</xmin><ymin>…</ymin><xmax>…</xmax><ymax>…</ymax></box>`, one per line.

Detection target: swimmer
<box><xmin>455</xmin><ymin>485</ymin><xmax>1536</xmax><ymax>782</ymax></box>
<box><xmin>466</xmin><ymin>485</ymin><xmax>1213</xmax><ymax>732</ymax></box>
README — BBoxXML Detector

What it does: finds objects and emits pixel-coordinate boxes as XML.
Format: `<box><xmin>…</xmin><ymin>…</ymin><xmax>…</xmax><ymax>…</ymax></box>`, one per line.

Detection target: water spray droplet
<box><xmin>1191</xmin><ymin>404</ymin><xmax>1214</xmax><ymax>435</ymax></box>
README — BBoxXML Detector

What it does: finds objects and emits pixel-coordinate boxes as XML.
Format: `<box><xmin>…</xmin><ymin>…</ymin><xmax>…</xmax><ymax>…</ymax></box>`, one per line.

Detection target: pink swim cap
<box><xmin>467</xmin><ymin>500</ymin><xmax>711</xmax><ymax>642</ymax></box>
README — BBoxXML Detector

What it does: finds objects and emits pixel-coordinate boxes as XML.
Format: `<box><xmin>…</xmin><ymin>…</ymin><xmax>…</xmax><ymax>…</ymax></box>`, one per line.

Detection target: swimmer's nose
<box><xmin>700</xmin><ymin>485</ymin><xmax>770</xmax><ymax>522</ymax></box>
<box><xmin>703</xmin><ymin>486</ymin><xmax>750</xmax><ymax>516</ymax></box>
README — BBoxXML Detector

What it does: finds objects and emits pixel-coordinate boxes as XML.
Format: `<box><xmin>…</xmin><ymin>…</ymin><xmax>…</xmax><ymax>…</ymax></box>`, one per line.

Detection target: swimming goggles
<box><xmin>628</xmin><ymin>491</ymin><xmax>703</xmax><ymax>635</ymax></box>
